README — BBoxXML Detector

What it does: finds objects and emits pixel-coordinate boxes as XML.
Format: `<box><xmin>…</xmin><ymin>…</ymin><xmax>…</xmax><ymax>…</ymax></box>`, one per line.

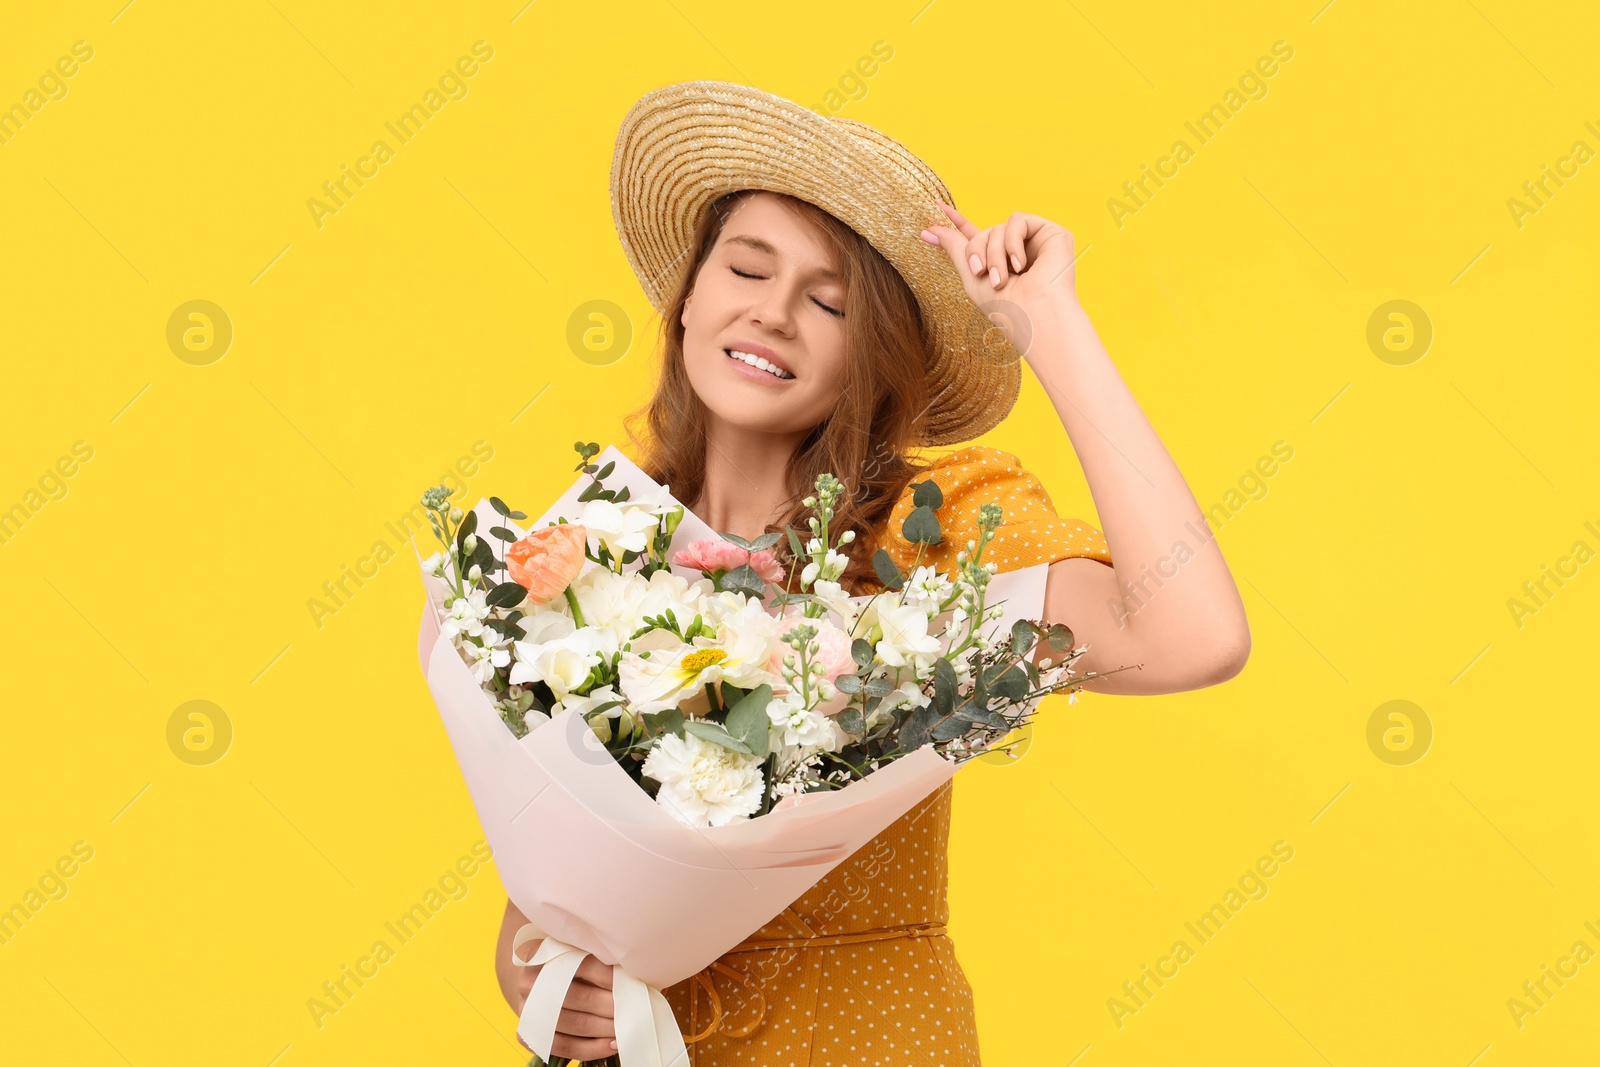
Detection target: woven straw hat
<box><xmin>609</xmin><ymin>79</ymin><xmax>1020</xmax><ymax>447</ymax></box>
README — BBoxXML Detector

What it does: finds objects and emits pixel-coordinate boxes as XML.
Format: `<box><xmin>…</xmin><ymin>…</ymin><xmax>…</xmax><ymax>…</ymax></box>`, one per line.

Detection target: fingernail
<box><xmin>989</xmin><ymin>267</ymin><xmax>1000</xmax><ymax>286</ymax></box>
<box><xmin>919</xmin><ymin>228</ymin><xmax>938</xmax><ymax>244</ymax></box>
<box><xmin>1010</xmin><ymin>254</ymin><xmax>1023</xmax><ymax>271</ymax></box>
<box><xmin>610</xmin><ymin>1039</ymin><xmax>619</xmax><ymax>1049</ymax></box>
<box><xmin>968</xmin><ymin>254</ymin><xmax>982</xmax><ymax>274</ymax></box>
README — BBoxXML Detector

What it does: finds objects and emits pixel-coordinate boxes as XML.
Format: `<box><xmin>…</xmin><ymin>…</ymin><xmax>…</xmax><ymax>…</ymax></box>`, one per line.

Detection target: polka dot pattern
<box><xmin>659</xmin><ymin>447</ymin><xmax>1110</xmax><ymax>1062</ymax></box>
<box><xmin>873</xmin><ymin>444</ymin><xmax>1114</xmax><ymax>578</ymax></box>
<box><xmin>661</xmin><ymin>782</ymin><xmax>982</xmax><ymax>1064</ymax></box>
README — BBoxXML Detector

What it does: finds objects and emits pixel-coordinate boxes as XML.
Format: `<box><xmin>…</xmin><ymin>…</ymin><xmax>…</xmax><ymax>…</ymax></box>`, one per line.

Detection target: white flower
<box><xmin>554</xmin><ymin>684</ymin><xmax>623</xmax><ymax>718</ymax></box>
<box><xmin>421</xmin><ymin>551</ymin><xmax>448</xmax><ymax>578</ymax></box>
<box><xmin>580</xmin><ymin>499</ymin><xmax>662</xmax><ymax>557</ymax></box>
<box><xmin>440</xmin><ymin>589</ymin><xmax>491</xmax><ymax>640</ymax></box>
<box><xmin>874</xmin><ymin>601</ymin><xmax>942</xmax><ymax>671</ymax></box>
<box><xmin>766</xmin><ymin>692</ymin><xmax>845</xmax><ymax>751</ymax></box>
<box><xmin>876</xmin><ymin>681</ymin><xmax>932</xmax><ymax>718</ymax></box>
<box><xmin>820</xmin><ymin>548</ymin><xmax>849</xmax><ymax>582</ymax></box>
<box><xmin>509</xmin><ymin>625</ymin><xmax>615</xmax><ymax>701</ymax></box>
<box><xmin>809</xmin><ymin>579</ymin><xmax>859</xmax><ymax>632</ymax></box>
<box><xmin>801</xmin><ymin>559</ymin><xmax>821</xmax><ymax>586</ymax></box>
<box><xmin>464</xmin><ymin>634</ymin><xmax>511</xmax><ymax>685</ymax></box>
<box><xmin>902</xmin><ymin>566</ymin><xmax>953</xmax><ymax>615</ymax></box>
<box><xmin>641</xmin><ymin>730</ymin><xmax>764</xmax><ymax>827</ymax></box>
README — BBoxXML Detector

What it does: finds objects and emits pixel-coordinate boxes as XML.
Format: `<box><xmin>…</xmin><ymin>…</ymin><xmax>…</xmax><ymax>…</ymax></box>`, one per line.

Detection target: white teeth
<box><xmin>726</xmin><ymin>349</ymin><xmax>794</xmax><ymax>379</ymax></box>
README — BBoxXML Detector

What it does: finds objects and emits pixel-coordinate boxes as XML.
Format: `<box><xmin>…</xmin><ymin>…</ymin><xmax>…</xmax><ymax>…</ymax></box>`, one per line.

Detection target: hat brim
<box><xmin>609</xmin><ymin>80</ymin><xmax>1021</xmax><ymax>447</ymax></box>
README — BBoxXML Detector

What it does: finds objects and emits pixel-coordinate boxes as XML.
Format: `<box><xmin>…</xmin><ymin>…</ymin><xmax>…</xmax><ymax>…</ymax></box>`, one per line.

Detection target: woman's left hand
<box><xmin>919</xmin><ymin>202</ymin><xmax>1082</xmax><ymax>353</ymax></box>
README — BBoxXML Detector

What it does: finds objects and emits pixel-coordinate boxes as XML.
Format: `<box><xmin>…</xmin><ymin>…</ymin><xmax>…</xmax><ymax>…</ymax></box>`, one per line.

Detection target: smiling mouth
<box><xmin>725</xmin><ymin>349</ymin><xmax>795</xmax><ymax>380</ymax></box>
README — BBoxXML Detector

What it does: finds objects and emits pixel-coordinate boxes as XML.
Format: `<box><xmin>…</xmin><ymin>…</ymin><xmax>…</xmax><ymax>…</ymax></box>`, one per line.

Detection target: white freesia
<box><xmin>580</xmin><ymin>498</ymin><xmax>662</xmax><ymax>557</ymax></box>
<box><xmin>809</xmin><ymin>579</ymin><xmax>858</xmax><ymax>631</ymax></box>
<box><xmin>874</xmin><ymin>600</ymin><xmax>942</xmax><ymax>672</ymax></box>
<box><xmin>641</xmin><ymin>730</ymin><xmax>764</xmax><ymax>827</ymax></box>
<box><xmin>510</xmin><ymin>625</ymin><xmax>616</xmax><ymax>701</ymax></box>
<box><xmin>555</xmin><ymin>684</ymin><xmax>624</xmax><ymax>718</ymax></box>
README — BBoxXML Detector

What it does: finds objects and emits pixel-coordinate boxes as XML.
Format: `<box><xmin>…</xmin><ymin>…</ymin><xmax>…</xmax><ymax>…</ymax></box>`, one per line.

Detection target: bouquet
<box><xmin>414</xmin><ymin>443</ymin><xmax>1125</xmax><ymax>1066</ymax></box>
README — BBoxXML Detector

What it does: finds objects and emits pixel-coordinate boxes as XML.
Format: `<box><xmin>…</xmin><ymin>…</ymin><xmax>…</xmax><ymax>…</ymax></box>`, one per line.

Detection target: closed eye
<box><xmin>730</xmin><ymin>266</ymin><xmax>844</xmax><ymax>318</ymax></box>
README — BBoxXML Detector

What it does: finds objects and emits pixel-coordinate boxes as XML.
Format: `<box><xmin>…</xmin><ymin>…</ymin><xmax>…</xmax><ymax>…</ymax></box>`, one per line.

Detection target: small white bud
<box><xmin>449</xmin><ymin>506</ymin><xmax>464</xmax><ymax>521</ymax></box>
<box><xmin>467</xmin><ymin>564</ymin><xmax>483</xmax><ymax>581</ymax></box>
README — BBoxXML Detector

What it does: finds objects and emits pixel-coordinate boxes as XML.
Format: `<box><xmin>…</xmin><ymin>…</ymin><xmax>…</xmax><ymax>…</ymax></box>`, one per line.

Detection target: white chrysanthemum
<box><xmin>642</xmin><ymin>731</ymin><xmax>764</xmax><ymax>827</ymax></box>
<box><xmin>440</xmin><ymin>589</ymin><xmax>492</xmax><ymax>640</ymax></box>
<box><xmin>580</xmin><ymin>499</ymin><xmax>662</xmax><ymax>557</ymax></box>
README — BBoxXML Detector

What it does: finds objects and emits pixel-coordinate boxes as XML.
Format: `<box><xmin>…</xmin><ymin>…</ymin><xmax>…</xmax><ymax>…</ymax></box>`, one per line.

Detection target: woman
<box><xmin>495</xmin><ymin>81</ymin><xmax>1250</xmax><ymax>1063</ymax></box>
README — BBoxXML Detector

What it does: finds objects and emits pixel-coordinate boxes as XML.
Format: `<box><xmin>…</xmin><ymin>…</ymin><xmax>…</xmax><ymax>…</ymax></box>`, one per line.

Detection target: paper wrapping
<box><xmin>414</xmin><ymin>446</ymin><xmax>1050</xmax><ymax>1063</ymax></box>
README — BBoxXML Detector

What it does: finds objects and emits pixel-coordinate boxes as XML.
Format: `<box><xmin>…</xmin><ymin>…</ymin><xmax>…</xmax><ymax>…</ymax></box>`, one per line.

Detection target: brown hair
<box><xmin>623</xmin><ymin>190</ymin><xmax>934</xmax><ymax>592</ymax></box>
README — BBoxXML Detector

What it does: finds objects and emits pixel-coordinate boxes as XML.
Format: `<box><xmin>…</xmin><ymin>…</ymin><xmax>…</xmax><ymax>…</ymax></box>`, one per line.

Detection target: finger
<box><xmin>553</xmin><ymin>1034</ymin><xmax>619</xmax><ymax>1060</ymax></box>
<box><xmin>1003</xmin><ymin>214</ymin><xmax>1030</xmax><ymax>276</ymax></box>
<box><xmin>557</xmin><ymin>1006</ymin><xmax>618</xmax><ymax>1038</ymax></box>
<box><xmin>920</xmin><ymin>224</ymin><xmax>980</xmax><ymax>289</ymax></box>
<box><xmin>574</xmin><ymin>956</ymin><xmax>614</xmax><ymax>990</ymax></box>
<box><xmin>966</xmin><ymin>228</ymin><xmax>995</xmax><ymax>284</ymax></box>
<box><xmin>986</xmin><ymin>226</ymin><xmax>1010</xmax><ymax>288</ymax></box>
<box><xmin>565</xmin><ymin>978</ymin><xmax>616</xmax><ymax>1018</ymax></box>
<box><xmin>935</xmin><ymin>200</ymin><xmax>981</xmax><ymax>239</ymax></box>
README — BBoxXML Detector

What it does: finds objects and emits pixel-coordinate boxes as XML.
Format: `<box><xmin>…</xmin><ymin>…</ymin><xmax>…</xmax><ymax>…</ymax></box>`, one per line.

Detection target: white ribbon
<box><xmin>512</xmin><ymin>923</ymin><xmax>690</xmax><ymax>1067</ymax></box>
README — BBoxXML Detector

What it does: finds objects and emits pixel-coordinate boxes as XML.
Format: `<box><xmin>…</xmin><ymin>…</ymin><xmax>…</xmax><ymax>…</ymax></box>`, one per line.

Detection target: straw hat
<box><xmin>609</xmin><ymin>79</ymin><xmax>1020</xmax><ymax>447</ymax></box>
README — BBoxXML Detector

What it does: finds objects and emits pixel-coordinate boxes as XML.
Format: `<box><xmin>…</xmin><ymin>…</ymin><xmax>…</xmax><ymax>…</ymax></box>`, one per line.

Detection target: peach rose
<box><xmin>770</xmin><ymin>615</ymin><xmax>857</xmax><ymax>715</ymax></box>
<box><xmin>506</xmin><ymin>523</ymin><xmax>588</xmax><ymax>605</ymax></box>
<box><xmin>672</xmin><ymin>538</ymin><xmax>785</xmax><ymax>584</ymax></box>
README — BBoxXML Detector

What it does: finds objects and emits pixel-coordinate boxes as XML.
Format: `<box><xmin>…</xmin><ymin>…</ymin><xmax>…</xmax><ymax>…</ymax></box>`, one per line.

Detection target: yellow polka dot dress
<box><xmin>660</xmin><ymin>446</ymin><xmax>1113</xmax><ymax>1064</ymax></box>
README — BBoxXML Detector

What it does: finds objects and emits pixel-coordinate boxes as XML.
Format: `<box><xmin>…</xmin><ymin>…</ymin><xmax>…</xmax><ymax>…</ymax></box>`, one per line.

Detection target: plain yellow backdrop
<box><xmin>2</xmin><ymin>0</ymin><xmax>1597</xmax><ymax>1063</ymax></box>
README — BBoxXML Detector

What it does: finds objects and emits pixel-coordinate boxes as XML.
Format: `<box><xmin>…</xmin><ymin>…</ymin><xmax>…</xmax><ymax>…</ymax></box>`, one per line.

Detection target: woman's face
<box><xmin>680</xmin><ymin>192</ymin><xmax>850</xmax><ymax>437</ymax></box>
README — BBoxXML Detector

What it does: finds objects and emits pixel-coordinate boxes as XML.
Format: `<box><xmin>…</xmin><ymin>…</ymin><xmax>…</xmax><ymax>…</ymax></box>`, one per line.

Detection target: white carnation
<box><xmin>642</xmin><ymin>731</ymin><xmax>764</xmax><ymax>827</ymax></box>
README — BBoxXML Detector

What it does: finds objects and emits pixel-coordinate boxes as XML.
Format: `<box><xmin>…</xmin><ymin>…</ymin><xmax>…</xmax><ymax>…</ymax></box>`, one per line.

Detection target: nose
<box><xmin>748</xmin><ymin>283</ymin><xmax>800</xmax><ymax>336</ymax></box>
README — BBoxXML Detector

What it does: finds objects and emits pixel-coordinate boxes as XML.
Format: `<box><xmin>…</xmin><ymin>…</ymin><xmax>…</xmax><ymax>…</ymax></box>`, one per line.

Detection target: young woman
<box><xmin>495</xmin><ymin>81</ymin><xmax>1250</xmax><ymax>1064</ymax></box>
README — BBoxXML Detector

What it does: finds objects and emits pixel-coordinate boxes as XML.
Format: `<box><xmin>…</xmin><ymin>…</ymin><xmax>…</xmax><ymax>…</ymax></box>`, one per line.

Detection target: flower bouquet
<box><xmin>414</xmin><ymin>443</ymin><xmax>1124</xmax><ymax>1066</ymax></box>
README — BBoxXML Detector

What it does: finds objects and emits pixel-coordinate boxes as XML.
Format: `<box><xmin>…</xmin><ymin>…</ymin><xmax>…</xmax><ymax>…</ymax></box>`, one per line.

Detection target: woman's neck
<box><xmin>689</xmin><ymin>419</ymin><xmax>808</xmax><ymax>540</ymax></box>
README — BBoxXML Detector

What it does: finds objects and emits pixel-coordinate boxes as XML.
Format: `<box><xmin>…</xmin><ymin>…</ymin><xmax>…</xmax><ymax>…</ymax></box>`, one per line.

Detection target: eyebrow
<box><xmin>723</xmin><ymin>233</ymin><xmax>840</xmax><ymax>282</ymax></box>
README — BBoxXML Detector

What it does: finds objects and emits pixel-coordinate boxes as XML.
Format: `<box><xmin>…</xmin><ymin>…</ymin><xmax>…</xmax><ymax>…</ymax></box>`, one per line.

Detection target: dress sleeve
<box><xmin>876</xmin><ymin>445</ymin><xmax>1113</xmax><ymax>576</ymax></box>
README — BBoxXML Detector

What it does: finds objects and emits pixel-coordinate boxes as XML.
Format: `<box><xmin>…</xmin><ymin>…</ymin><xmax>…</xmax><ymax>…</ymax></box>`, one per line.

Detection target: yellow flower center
<box><xmin>680</xmin><ymin>648</ymin><xmax>728</xmax><ymax>673</ymax></box>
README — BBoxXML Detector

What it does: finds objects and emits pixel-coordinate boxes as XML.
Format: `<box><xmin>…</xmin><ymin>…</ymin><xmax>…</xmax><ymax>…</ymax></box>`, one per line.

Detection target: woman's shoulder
<box><xmin>872</xmin><ymin>444</ymin><xmax>1113</xmax><ymax>576</ymax></box>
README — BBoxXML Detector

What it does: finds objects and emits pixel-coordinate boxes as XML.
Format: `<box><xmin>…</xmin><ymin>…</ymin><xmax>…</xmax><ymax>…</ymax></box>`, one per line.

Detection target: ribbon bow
<box><xmin>512</xmin><ymin>923</ymin><xmax>690</xmax><ymax>1067</ymax></box>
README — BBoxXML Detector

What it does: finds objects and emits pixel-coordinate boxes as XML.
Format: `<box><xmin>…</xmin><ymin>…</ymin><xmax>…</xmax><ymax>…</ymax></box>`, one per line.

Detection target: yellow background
<box><xmin>2</xmin><ymin>0</ymin><xmax>1597</xmax><ymax>1063</ymax></box>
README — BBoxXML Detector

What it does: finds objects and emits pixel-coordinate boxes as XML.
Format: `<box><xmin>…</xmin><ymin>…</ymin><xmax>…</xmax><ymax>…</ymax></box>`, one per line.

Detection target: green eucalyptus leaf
<box><xmin>851</xmin><ymin>638</ymin><xmax>875</xmax><ymax>668</ymax></box>
<box><xmin>485</xmin><ymin>582</ymin><xmax>528</xmax><ymax>609</ymax></box>
<box><xmin>902</xmin><ymin>506</ymin><xmax>941</xmax><ymax>546</ymax></box>
<box><xmin>718</xmin><ymin>531</ymin><xmax>754</xmax><ymax>550</ymax></box>
<box><xmin>724</xmin><ymin>684</ymin><xmax>773</xmax><ymax>758</ymax></box>
<box><xmin>835</xmin><ymin>674</ymin><xmax>863</xmax><ymax>694</ymax></box>
<box><xmin>684</xmin><ymin>719</ymin><xmax>754</xmax><ymax>755</ymax></box>
<box><xmin>872</xmin><ymin>548</ymin><xmax>905</xmax><ymax>590</ymax></box>
<box><xmin>490</xmin><ymin>496</ymin><xmax>512</xmax><ymax>518</ymax></box>
<box><xmin>489</xmin><ymin>525</ymin><xmax>519</xmax><ymax>542</ymax></box>
<box><xmin>748</xmin><ymin>531</ymin><xmax>782</xmax><ymax>551</ymax></box>
<box><xmin>910</xmin><ymin>480</ymin><xmax>944</xmax><ymax>510</ymax></box>
<box><xmin>933</xmin><ymin>657</ymin><xmax>957</xmax><ymax>716</ymax></box>
<box><xmin>786</xmin><ymin>525</ymin><xmax>805</xmax><ymax>559</ymax></box>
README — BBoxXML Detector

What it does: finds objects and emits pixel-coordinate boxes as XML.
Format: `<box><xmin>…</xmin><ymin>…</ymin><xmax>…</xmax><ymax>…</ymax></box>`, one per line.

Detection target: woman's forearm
<box><xmin>496</xmin><ymin>896</ymin><xmax>530</xmax><ymax>1012</ymax></box>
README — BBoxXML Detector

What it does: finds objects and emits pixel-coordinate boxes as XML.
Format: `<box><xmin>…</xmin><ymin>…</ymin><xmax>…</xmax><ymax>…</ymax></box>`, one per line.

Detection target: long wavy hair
<box><xmin>624</xmin><ymin>189</ymin><xmax>936</xmax><ymax>592</ymax></box>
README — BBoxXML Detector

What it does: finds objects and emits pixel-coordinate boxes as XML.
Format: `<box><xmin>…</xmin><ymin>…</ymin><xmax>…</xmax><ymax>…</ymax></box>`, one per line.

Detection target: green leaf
<box><xmin>577</xmin><ymin>480</ymin><xmax>603</xmax><ymax>502</ymax></box>
<box><xmin>786</xmin><ymin>525</ymin><xmax>805</xmax><ymax>559</ymax></box>
<box><xmin>486</xmin><ymin>581</ymin><xmax>528</xmax><ymax>609</ymax></box>
<box><xmin>489</xmin><ymin>525</ymin><xmax>519</xmax><ymax>542</ymax></box>
<box><xmin>851</xmin><ymin>638</ymin><xmax>875</xmax><ymax>668</ymax></box>
<box><xmin>1011</xmin><ymin>620</ymin><xmax>1038</xmax><ymax>657</ymax></box>
<box><xmin>1046</xmin><ymin>624</ymin><xmax>1075</xmax><ymax>652</ymax></box>
<box><xmin>898</xmin><ymin>705</ymin><xmax>938</xmax><ymax>753</ymax></box>
<box><xmin>595</xmin><ymin>460</ymin><xmax>616</xmax><ymax>480</ymax></box>
<box><xmin>985</xmin><ymin>662</ymin><xmax>1028</xmax><ymax>703</ymax></box>
<box><xmin>836</xmin><ymin>708</ymin><xmax>866</xmax><ymax>735</ymax></box>
<box><xmin>932</xmin><ymin>715</ymin><xmax>972</xmax><ymax>741</ymax></box>
<box><xmin>643</xmin><ymin>708</ymin><xmax>685</xmax><ymax>739</ymax></box>
<box><xmin>724</xmin><ymin>684</ymin><xmax>773</xmax><ymax>758</ymax></box>
<box><xmin>910</xmin><ymin>480</ymin><xmax>944</xmax><ymax>510</ymax></box>
<box><xmin>455</xmin><ymin>509</ymin><xmax>478</xmax><ymax>546</ymax></box>
<box><xmin>718</xmin><ymin>531</ymin><xmax>754</xmax><ymax>550</ymax></box>
<box><xmin>508</xmin><ymin>509</ymin><xmax>528</xmax><ymax>520</ymax></box>
<box><xmin>684</xmin><ymin>719</ymin><xmax>754</xmax><ymax>755</ymax></box>
<box><xmin>902</xmin><ymin>506</ymin><xmax>941</xmax><ymax>545</ymax></box>
<box><xmin>748</xmin><ymin>531</ymin><xmax>783</xmax><ymax>552</ymax></box>
<box><xmin>612</xmin><ymin>486</ymin><xmax>630</xmax><ymax>503</ymax></box>
<box><xmin>872</xmin><ymin>548</ymin><xmax>905</xmax><ymax>590</ymax></box>
<box><xmin>835</xmin><ymin>674</ymin><xmax>863</xmax><ymax>694</ymax></box>
<box><xmin>933</xmin><ymin>657</ymin><xmax>957</xmax><ymax>716</ymax></box>
<box><xmin>718</xmin><ymin>564</ymin><xmax>767</xmax><ymax>598</ymax></box>
<box><xmin>863</xmin><ymin>676</ymin><xmax>894</xmax><ymax>697</ymax></box>
<box><xmin>490</xmin><ymin>496</ymin><xmax>513</xmax><ymax>518</ymax></box>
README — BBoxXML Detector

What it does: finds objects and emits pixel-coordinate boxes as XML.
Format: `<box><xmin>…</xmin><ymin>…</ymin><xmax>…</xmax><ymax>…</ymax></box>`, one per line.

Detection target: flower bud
<box><xmin>467</xmin><ymin>564</ymin><xmax>483</xmax><ymax>582</ymax></box>
<box><xmin>449</xmin><ymin>506</ymin><xmax>464</xmax><ymax>521</ymax></box>
<box><xmin>464</xmin><ymin>534</ymin><xmax>478</xmax><ymax>553</ymax></box>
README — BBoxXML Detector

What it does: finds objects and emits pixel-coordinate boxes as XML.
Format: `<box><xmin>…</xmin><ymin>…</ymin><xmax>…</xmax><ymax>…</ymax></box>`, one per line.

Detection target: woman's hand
<box><xmin>497</xmin><ymin>898</ymin><xmax>619</xmax><ymax>1060</ymax></box>
<box><xmin>919</xmin><ymin>202</ymin><xmax>1083</xmax><ymax>355</ymax></box>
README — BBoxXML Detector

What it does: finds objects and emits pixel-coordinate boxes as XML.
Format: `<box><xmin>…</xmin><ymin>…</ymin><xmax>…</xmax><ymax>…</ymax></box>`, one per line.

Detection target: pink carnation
<box><xmin>672</xmin><ymin>538</ymin><xmax>785</xmax><ymax>584</ymax></box>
